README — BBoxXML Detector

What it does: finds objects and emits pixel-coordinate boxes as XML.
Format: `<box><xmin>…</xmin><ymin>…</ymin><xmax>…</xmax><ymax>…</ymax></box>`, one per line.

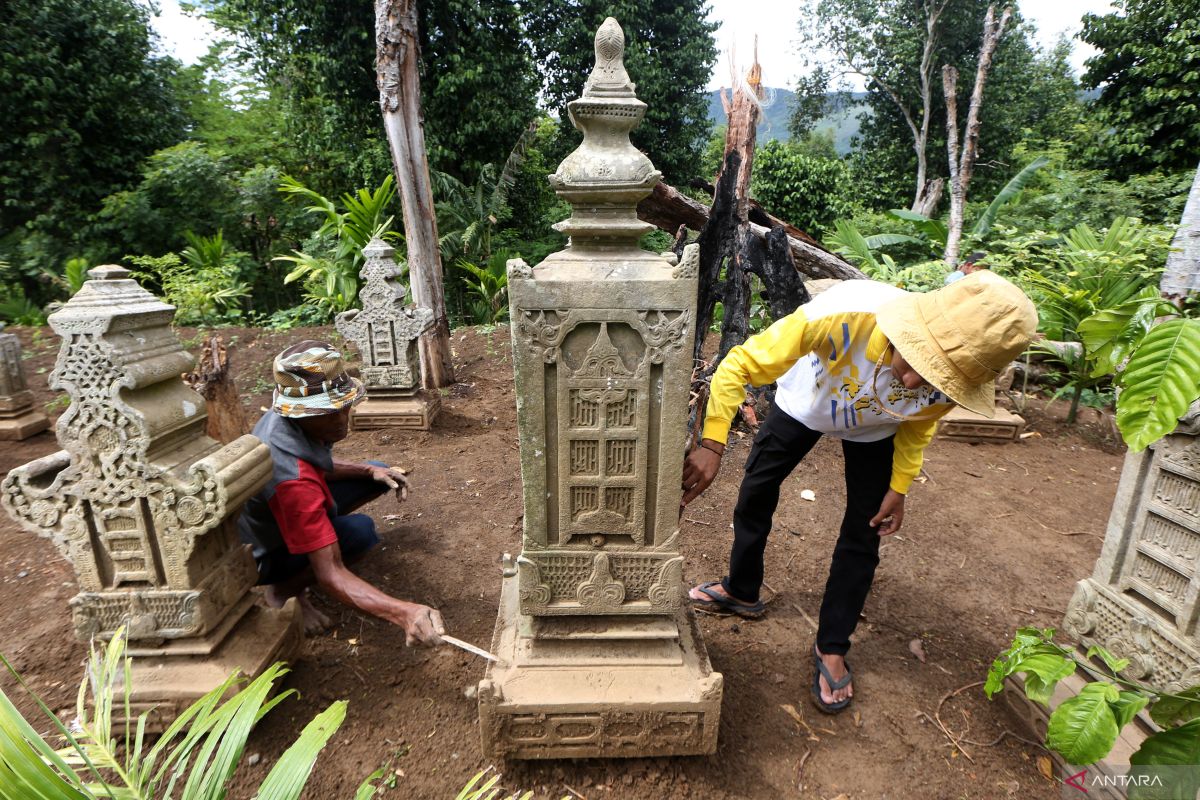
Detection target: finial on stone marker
<box><xmin>546</xmin><ymin>17</ymin><xmax>660</xmax><ymax>255</ymax></box>
<box><xmin>362</xmin><ymin>236</ymin><xmax>395</xmax><ymax>259</ymax></box>
<box><xmin>88</xmin><ymin>265</ymin><xmax>131</xmax><ymax>280</ymax></box>
<box><xmin>585</xmin><ymin>17</ymin><xmax>635</xmax><ymax>96</ymax></box>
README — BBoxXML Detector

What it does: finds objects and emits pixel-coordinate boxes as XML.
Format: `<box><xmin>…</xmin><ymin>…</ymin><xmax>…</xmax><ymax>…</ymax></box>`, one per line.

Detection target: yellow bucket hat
<box><xmin>875</xmin><ymin>271</ymin><xmax>1037</xmax><ymax>418</ymax></box>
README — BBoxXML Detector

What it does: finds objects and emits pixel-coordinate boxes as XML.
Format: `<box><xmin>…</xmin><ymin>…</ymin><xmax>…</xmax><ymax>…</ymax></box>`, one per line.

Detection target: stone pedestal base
<box><xmin>478</xmin><ymin>575</ymin><xmax>723</xmax><ymax>759</ymax></box>
<box><xmin>123</xmin><ymin>601</ymin><xmax>303</xmax><ymax>731</ymax></box>
<box><xmin>1002</xmin><ymin>669</ymin><xmax>1154</xmax><ymax>799</ymax></box>
<box><xmin>0</xmin><ymin>399</ymin><xmax>50</xmax><ymax>441</ymax></box>
<box><xmin>938</xmin><ymin>406</ymin><xmax>1025</xmax><ymax>443</ymax></box>
<box><xmin>351</xmin><ymin>390</ymin><xmax>440</xmax><ymax>431</ymax></box>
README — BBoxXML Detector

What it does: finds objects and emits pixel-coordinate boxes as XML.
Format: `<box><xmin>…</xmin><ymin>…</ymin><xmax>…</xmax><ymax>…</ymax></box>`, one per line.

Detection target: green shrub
<box><xmin>750</xmin><ymin>140</ymin><xmax>859</xmax><ymax>236</ymax></box>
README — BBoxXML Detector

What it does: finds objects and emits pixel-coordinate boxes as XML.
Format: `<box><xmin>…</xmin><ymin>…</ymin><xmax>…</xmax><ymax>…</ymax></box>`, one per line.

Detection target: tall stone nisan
<box><xmin>1063</xmin><ymin>411</ymin><xmax>1200</xmax><ymax>694</ymax></box>
<box><xmin>0</xmin><ymin>325</ymin><xmax>50</xmax><ymax>440</ymax></box>
<box><xmin>478</xmin><ymin>19</ymin><xmax>723</xmax><ymax>759</ymax></box>
<box><xmin>1</xmin><ymin>266</ymin><xmax>300</xmax><ymax>722</ymax></box>
<box><xmin>335</xmin><ymin>238</ymin><xmax>438</xmax><ymax>430</ymax></box>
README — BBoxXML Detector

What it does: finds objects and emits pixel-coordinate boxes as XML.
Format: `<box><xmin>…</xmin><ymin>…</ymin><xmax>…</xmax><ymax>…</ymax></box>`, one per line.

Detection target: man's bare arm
<box><xmin>307</xmin><ymin>543</ymin><xmax>443</xmax><ymax>645</ymax></box>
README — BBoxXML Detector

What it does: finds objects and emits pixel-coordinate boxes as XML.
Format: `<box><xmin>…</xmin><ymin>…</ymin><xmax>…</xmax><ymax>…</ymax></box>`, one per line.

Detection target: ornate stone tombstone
<box><xmin>0</xmin><ymin>324</ymin><xmax>50</xmax><ymax>440</ymax></box>
<box><xmin>1063</xmin><ymin>410</ymin><xmax>1200</xmax><ymax>694</ymax></box>
<box><xmin>1</xmin><ymin>266</ymin><xmax>300</xmax><ymax>720</ymax></box>
<box><xmin>477</xmin><ymin>18</ymin><xmax>723</xmax><ymax>760</ymax></box>
<box><xmin>335</xmin><ymin>238</ymin><xmax>438</xmax><ymax>430</ymax></box>
<box><xmin>999</xmin><ymin>170</ymin><xmax>1200</xmax><ymax>792</ymax></box>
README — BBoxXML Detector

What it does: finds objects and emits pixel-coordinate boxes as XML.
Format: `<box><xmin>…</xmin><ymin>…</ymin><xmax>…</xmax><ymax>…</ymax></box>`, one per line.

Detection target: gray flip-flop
<box><xmin>690</xmin><ymin>580</ymin><xmax>766</xmax><ymax>619</ymax></box>
<box><xmin>812</xmin><ymin>646</ymin><xmax>852</xmax><ymax>714</ymax></box>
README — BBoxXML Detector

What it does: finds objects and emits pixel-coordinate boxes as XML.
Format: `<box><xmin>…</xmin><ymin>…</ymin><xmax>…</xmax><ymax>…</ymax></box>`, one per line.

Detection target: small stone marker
<box><xmin>335</xmin><ymin>239</ymin><xmax>439</xmax><ymax>430</ymax></box>
<box><xmin>938</xmin><ymin>405</ymin><xmax>1025</xmax><ymax>443</ymax></box>
<box><xmin>0</xmin><ymin>266</ymin><xmax>300</xmax><ymax>726</ymax></box>
<box><xmin>0</xmin><ymin>325</ymin><xmax>50</xmax><ymax>440</ymax></box>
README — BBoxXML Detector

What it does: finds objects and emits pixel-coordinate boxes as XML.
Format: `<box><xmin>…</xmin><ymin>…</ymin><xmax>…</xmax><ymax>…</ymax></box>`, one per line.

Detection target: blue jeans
<box><xmin>256</xmin><ymin>461</ymin><xmax>388</xmax><ymax>585</ymax></box>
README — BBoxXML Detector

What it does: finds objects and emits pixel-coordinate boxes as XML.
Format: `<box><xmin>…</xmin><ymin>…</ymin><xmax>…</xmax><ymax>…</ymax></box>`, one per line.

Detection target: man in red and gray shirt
<box><xmin>238</xmin><ymin>340</ymin><xmax>443</xmax><ymax>645</ymax></box>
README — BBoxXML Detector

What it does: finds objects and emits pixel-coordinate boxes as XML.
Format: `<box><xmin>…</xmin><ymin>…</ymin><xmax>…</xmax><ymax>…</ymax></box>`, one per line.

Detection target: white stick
<box><xmin>441</xmin><ymin>634</ymin><xmax>499</xmax><ymax>662</ymax></box>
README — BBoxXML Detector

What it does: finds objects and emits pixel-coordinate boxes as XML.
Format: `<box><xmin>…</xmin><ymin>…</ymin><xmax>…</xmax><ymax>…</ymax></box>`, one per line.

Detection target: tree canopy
<box><xmin>0</xmin><ymin>0</ymin><xmax>186</xmax><ymax>285</ymax></box>
<box><xmin>1080</xmin><ymin>0</ymin><xmax>1200</xmax><ymax>177</ymax></box>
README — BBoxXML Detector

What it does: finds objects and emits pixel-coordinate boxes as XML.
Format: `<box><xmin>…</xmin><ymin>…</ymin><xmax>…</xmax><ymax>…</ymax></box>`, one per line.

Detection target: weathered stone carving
<box><xmin>479</xmin><ymin>18</ymin><xmax>722</xmax><ymax>760</ymax></box>
<box><xmin>0</xmin><ymin>325</ymin><xmax>50</xmax><ymax>440</ymax></box>
<box><xmin>0</xmin><ymin>266</ymin><xmax>299</xmax><ymax>722</ymax></box>
<box><xmin>1063</xmin><ymin>416</ymin><xmax>1200</xmax><ymax>694</ymax></box>
<box><xmin>335</xmin><ymin>238</ymin><xmax>438</xmax><ymax>429</ymax></box>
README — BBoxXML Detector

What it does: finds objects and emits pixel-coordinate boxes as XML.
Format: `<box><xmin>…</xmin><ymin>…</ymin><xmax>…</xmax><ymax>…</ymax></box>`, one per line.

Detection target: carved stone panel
<box><xmin>0</xmin><ymin>266</ymin><xmax>272</xmax><ymax>644</ymax></box>
<box><xmin>335</xmin><ymin>238</ymin><xmax>433</xmax><ymax>392</ymax></box>
<box><xmin>1064</xmin><ymin>428</ymin><xmax>1200</xmax><ymax>691</ymax></box>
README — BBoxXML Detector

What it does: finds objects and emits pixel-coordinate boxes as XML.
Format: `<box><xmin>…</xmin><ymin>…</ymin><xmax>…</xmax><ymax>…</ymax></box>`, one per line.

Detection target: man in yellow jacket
<box><xmin>680</xmin><ymin>271</ymin><xmax>1036</xmax><ymax>713</ymax></box>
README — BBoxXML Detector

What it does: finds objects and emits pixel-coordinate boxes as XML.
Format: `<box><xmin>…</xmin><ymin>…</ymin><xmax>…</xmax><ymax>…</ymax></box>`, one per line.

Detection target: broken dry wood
<box><xmin>636</xmin><ymin>182</ymin><xmax>866</xmax><ymax>282</ymax></box>
<box><xmin>183</xmin><ymin>333</ymin><xmax>247</xmax><ymax>444</ymax></box>
<box><xmin>791</xmin><ymin>602</ymin><xmax>819</xmax><ymax>633</ymax></box>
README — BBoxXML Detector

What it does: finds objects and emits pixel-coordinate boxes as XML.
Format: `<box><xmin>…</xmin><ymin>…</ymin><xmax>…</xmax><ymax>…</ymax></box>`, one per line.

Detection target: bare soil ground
<box><xmin>0</xmin><ymin>323</ymin><xmax>1126</xmax><ymax>799</ymax></box>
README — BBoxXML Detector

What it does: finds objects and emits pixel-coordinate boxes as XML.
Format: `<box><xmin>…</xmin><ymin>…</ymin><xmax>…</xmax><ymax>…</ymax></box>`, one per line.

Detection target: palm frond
<box><xmin>972</xmin><ymin>156</ymin><xmax>1050</xmax><ymax>238</ymax></box>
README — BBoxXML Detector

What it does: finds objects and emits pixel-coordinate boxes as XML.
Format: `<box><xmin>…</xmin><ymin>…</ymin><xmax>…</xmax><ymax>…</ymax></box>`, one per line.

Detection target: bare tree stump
<box><xmin>184</xmin><ymin>334</ymin><xmax>248</xmax><ymax>444</ymax></box>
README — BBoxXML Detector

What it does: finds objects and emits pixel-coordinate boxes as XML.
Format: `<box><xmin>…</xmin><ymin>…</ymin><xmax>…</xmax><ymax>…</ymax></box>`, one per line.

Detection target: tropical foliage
<box><xmin>1080</xmin><ymin>0</ymin><xmax>1200</xmax><ymax>177</ymax></box>
<box><xmin>274</xmin><ymin>175</ymin><xmax>400</xmax><ymax>316</ymax></box>
<box><xmin>0</xmin><ymin>629</ymin><xmax>347</xmax><ymax>799</ymax></box>
<box><xmin>987</xmin><ymin>627</ymin><xmax>1200</xmax><ymax>798</ymax></box>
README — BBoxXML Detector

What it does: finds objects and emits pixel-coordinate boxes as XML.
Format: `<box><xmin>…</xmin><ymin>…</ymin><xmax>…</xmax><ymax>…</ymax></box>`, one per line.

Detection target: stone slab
<box><xmin>350</xmin><ymin>391</ymin><xmax>440</xmax><ymax>431</ymax></box>
<box><xmin>938</xmin><ymin>405</ymin><xmax>1025</xmax><ymax>443</ymax></box>
<box><xmin>478</xmin><ymin>575</ymin><xmax>723</xmax><ymax>759</ymax></box>
<box><xmin>124</xmin><ymin>600</ymin><xmax>302</xmax><ymax>732</ymax></box>
<box><xmin>0</xmin><ymin>407</ymin><xmax>50</xmax><ymax>440</ymax></box>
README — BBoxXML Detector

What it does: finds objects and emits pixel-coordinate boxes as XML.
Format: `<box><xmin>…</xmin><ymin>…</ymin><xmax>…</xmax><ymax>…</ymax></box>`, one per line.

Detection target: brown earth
<box><xmin>0</xmin><ymin>323</ymin><xmax>1126</xmax><ymax>799</ymax></box>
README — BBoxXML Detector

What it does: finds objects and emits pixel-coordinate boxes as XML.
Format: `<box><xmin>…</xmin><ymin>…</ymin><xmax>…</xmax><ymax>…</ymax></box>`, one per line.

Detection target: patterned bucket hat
<box><xmin>271</xmin><ymin>340</ymin><xmax>365</xmax><ymax>418</ymax></box>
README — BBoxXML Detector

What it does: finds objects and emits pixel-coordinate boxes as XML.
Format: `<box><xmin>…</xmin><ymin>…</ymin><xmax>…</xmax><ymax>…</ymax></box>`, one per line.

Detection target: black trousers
<box><xmin>721</xmin><ymin>409</ymin><xmax>895</xmax><ymax>656</ymax></box>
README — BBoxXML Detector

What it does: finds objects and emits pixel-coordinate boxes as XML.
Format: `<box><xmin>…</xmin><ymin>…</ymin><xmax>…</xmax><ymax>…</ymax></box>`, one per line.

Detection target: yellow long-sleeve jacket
<box><xmin>702</xmin><ymin>280</ymin><xmax>954</xmax><ymax>494</ymax></box>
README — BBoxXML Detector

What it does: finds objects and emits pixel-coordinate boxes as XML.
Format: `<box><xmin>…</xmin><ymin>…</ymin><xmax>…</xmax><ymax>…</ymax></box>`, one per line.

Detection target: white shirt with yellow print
<box><xmin>702</xmin><ymin>280</ymin><xmax>955</xmax><ymax>495</ymax></box>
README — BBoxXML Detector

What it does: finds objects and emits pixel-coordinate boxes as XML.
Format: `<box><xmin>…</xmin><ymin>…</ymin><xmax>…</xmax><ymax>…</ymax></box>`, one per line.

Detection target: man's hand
<box><xmin>869</xmin><ymin>489</ymin><xmax>905</xmax><ymax>536</ymax></box>
<box><xmin>681</xmin><ymin>440</ymin><xmax>724</xmax><ymax>507</ymax></box>
<box><xmin>394</xmin><ymin>602</ymin><xmax>445</xmax><ymax>647</ymax></box>
<box><xmin>368</xmin><ymin>464</ymin><xmax>410</xmax><ymax>502</ymax></box>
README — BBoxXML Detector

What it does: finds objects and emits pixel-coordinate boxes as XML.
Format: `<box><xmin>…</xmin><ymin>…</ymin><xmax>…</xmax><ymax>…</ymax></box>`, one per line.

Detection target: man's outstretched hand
<box><xmin>368</xmin><ymin>464</ymin><xmax>410</xmax><ymax>502</ymax></box>
<box><xmin>681</xmin><ymin>440</ymin><xmax>724</xmax><ymax>507</ymax></box>
<box><xmin>397</xmin><ymin>603</ymin><xmax>445</xmax><ymax>647</ymax></box>
<box><xmin>869</xmin><ymin>489</ymin><xmax>906</xmax><ymax>536</ymax></box>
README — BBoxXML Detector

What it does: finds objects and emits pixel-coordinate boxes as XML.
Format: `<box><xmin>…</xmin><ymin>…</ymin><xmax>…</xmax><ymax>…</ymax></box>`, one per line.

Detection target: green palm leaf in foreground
<box><xmin>1115</xmin><ymin>319</ymin><xmax>1200</xmax><ymax>451</ymax></box>
<box><xmin>0</xmin><ymin>629</ymin><xmax>346</xmax><ymax>800</ymax></box>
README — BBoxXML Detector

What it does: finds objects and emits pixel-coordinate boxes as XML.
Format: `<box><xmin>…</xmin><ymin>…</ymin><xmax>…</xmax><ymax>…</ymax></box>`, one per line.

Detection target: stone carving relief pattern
<box><xmin>0</xmin><ymin>271</ymin><xmax>268</xmax><ymax>643</ymax></box>
<box><xmin>335</xmin><ymin>240</ymin><xmax>433</xmax><ymax>391</ymax></box>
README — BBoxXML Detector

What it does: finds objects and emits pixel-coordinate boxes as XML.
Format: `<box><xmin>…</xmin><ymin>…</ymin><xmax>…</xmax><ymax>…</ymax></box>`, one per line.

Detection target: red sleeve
<box><xmin>268</xmin><ymin>473</ymin><xmax>338</xmax><ymax>555</ymax></box>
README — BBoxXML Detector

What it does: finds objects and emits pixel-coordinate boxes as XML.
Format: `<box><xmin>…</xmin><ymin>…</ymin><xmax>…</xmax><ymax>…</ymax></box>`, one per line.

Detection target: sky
<box><xmin>150</xmin><ymin>0</ymin><xmax>1116</xmax><ymax>90</ymax></box>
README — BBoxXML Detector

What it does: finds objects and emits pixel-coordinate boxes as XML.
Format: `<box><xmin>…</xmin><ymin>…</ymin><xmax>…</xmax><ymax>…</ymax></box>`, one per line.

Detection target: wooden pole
<box><xmin>375</xmin><ymin>0</ymin><xmax>454</xmax><ymax>388</ymax></box>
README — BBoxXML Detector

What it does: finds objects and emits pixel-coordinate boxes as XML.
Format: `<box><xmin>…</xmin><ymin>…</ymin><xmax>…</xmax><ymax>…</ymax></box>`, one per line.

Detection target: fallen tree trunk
<box><xmin>636</xmin><ymin>181</ymin><xmax>867</xmax><ymax>282</ymax></box>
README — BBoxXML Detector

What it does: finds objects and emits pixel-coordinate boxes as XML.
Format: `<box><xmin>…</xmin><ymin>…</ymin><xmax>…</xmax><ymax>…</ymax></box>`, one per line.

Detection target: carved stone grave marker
<box><xmin>0</xmin><ymin>324</ymin><xmax>50</xmax><ymax>440</ymax></box>
<box><xmin>1</xmin><ymin>266</ymin><xmax>300</xmax><ymax>724</ymax></box>
<box><xmin>335</xmin><ymin>238</ymin><xmax>438</xmax><ymax>430</ymax></box>
<box><xmin>477</xmin><ymin>18</ymin><xmax>723</xmax><ymax>760</ymax></box>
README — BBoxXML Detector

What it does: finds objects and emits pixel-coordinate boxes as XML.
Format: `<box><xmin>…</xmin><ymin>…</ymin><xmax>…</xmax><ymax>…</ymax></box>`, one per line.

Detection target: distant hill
<box><xmin>706</xmin><ymin>88</ymin><xmax>870</xmax><ymax>155</ymax></box>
